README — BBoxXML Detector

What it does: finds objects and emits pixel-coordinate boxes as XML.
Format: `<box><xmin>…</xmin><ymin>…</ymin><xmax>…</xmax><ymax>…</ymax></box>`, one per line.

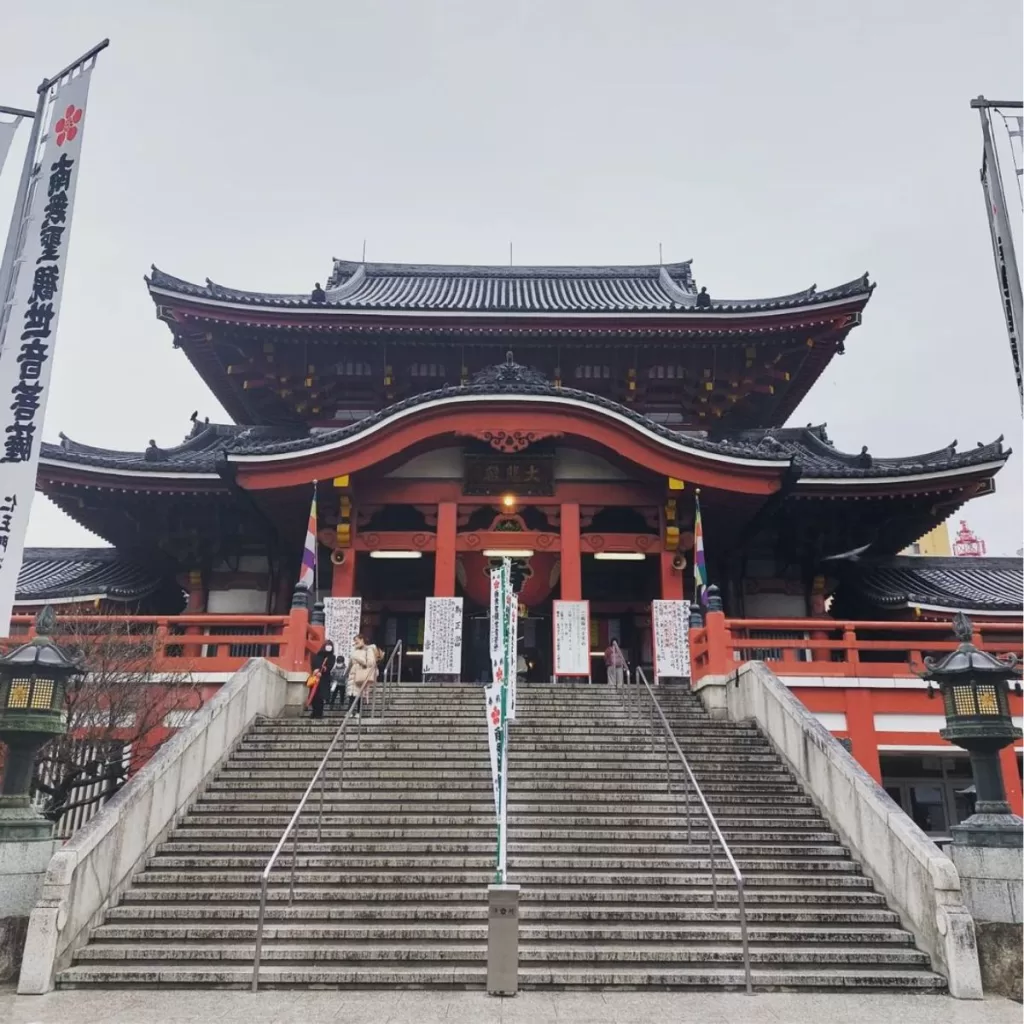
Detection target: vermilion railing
<box><xmin>690</xmin><ymin>616</ymin><xmax>1024</xmax><ymax>680</ymax></box>
<box><xmin>2</xmin><ymin>612</ymin><xmax>324</xmax><ymax>675</ymax></box>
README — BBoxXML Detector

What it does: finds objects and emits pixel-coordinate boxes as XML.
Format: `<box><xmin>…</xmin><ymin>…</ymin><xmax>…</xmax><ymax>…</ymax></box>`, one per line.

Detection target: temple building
<box><xmin>15</xmin><ymin>256</ymin><xmax>1023</xmax><ymax>829</ymax></box>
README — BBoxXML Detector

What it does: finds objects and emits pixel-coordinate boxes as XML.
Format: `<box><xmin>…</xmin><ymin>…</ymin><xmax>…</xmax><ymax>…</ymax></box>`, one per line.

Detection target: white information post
<box><xmin>423</xmin><ymin>596</ymin><xmax>464</xmax><ymax>677</ymax></box>
<box><xmin>552</xmin><ymin>599</ymin><xmax>591</xmax><ymax>681</ymax></box>
<box><xmin>652</xmin><ymin>599</ymin><xmax>692</xmax><ymax>681</ymax></box>
<box><xmin>323</xmin><ymin>597</ymin><xmax>362</xmax><ymax>655</ymax></box>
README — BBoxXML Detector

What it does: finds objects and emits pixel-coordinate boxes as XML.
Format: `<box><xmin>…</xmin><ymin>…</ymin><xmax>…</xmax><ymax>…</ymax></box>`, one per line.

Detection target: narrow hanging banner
<box><xmin>0</xmin><ymin>66</ymin><xmax>98</xmax><ymax>633</ymax></box>
<box><xmin>0</xmin><ymin>113</ymin><xmax>25</xmax><ymax>181</ymax></box>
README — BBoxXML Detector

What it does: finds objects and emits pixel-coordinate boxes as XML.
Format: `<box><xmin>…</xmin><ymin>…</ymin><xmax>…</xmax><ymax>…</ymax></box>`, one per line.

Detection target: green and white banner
<box><xmin>485</xmin><ymin>557</ymin><xmax>513</xmax><ymax>881</ymax></box>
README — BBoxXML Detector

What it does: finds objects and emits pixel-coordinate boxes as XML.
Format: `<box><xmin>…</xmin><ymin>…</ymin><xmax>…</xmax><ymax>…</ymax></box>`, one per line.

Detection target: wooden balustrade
<box><xmin>690</xmin><ymin>615</ymin><xmax>1023</xmax><ymax>680</ymax></box>
<box><xmin>2</xmin><ymin>613</ymin><xmax>305</xmax><ymax>675</ymax></box>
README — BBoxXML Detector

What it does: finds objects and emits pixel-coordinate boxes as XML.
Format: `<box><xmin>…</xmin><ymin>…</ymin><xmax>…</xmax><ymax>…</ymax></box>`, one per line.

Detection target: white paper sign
<box><xmin>423</xmin><ymin>596</ymin><xmax>463</xmax><ymax>675</ymax></box>
<box><xmin>324</xmin><ymin>597</ymin><xmax>362</xmax><ymax>655</ymax></box>
<box><xmin>652</xmin><ymin>599</ymin><xmax>691</xmax><ymax>679</ymax></box>
<box><xmin>553</xmin><ymin>600</ymin><xmax>590</xmax><ymax>677</ymax></box>
<box><xmin>0</xmin><ymin>69</ymin><xmax>96</xmax><ymax>632</ymax></box>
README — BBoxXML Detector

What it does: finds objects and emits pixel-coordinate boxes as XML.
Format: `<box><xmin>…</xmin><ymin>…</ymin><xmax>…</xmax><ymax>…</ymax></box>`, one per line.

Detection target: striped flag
<box><xmin>298</xmin><ymin>489</ymin><xmax>317</xmax><ymax>591</ymax></box>
<box><xmin>694</xmin><ymin>491</ymin><xmax>708</xmax><ymax>607</ymax></box>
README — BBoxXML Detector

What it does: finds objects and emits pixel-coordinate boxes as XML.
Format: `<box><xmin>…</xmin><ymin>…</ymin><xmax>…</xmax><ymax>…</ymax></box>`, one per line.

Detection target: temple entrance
<box><xmin>583</xmin><ymin>553</ymin><xmax>660</xmax><ymax>682</ymax></box>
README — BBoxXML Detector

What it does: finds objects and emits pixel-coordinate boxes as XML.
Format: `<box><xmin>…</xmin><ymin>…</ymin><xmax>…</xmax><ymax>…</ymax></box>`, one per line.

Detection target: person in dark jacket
<box><xmin>309</xmin><ymin>640</ymin><xmax>337</xmax><ymax>719</ymax></box>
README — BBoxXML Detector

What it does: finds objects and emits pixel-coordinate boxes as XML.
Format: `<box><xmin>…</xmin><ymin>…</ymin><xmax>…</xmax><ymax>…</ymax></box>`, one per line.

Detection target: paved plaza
<box><xmin>1</xmin><ymin>987</ymin><xmax>1021</xmax><ymax>1024</ymax></box>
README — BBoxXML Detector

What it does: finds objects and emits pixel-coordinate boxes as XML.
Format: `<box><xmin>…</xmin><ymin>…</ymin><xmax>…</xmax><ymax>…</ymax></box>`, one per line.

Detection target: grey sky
<box><xmin>1</xmin><ymin>0</ymin><xmax>1021</xmax><ymax>554</ymax></box>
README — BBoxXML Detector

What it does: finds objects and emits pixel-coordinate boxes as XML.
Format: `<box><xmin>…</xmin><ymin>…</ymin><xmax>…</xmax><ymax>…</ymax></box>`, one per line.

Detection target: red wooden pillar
<box><xmin>999</xmin><ymin>745</ymin><xmax>1023</xmax><ymax>816</ymax></box>
<box><xmin>560</xmin><ymin>503</ymin><xmax>582</xmax><ymax>600</ymax></box>
<box><xmin>659</xmin><ymin>551</ymin><xmax>683</xmax><ymax>600</ymax></box>
<box><xmin>183</xmin><ymin>570</ymin><xmax>206</xmax><ymax>658</ymax></box>
<box><xmin>845</xmin><ymin>688</ymin><xmax>882</xmax><ymax>782</ymax></box>
<box><xmin>331</xmin><ymin>550</ymin><xmax>356</xmax><ymax>597</ymax></box>
<box><xmin>434</xmin><ymin>501</ymin><xmax>457</xmax><ymax>597</ymax></box>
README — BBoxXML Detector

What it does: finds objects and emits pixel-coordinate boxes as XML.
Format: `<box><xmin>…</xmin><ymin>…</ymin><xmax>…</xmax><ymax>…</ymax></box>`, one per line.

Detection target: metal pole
<box><xmin>39</xmin><ymin>39</ymin><xmax>110</xmax><ymax>93</ymax></box>
<box><xmin>0</xmin><ymin>82</ymin><xmax>45</xmax><ymax>354</ymax></box>
<box><xmin>317</xmin><ymin>766</ymin><xmax>326</xmax><ymax>843</ymax></box>
<box><xmin>663</xmin><ymin>722</ymin><xmax>671</xmax><ymax>793</ymax></box>
<box><xmin>0</xmin><ymin>105</ymin><xmax>35</xmax><ymax>118</ymax></box>
<box><xmin>709</xmin><ymin>832</ymin><xmax>717</xmax><ymax>909</ymax></box>
<box><xmin>737</xmin><ymin>877</ymin><xmax>753</xmax><ymax>995</ymax></box>
<box><xmin>251</xmin><ymin>877</ymin><xmax>269</xmax><ymax>992</ymax></box>
<box><xmin>288</xmin><ymin>818</ymin><xmax>300</xmax><ymax>906</ymax></box>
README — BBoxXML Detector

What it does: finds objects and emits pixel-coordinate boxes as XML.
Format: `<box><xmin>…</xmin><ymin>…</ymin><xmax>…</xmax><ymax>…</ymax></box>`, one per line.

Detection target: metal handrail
<box><xmin>250</xmin><ymin>640</ymin><xmax>403</xmax><ymax>991</ymax></box>
<box><xmin>627</xmin><ymin>665</ymin><xmax>753</xmax><ymax>995</ymax></box>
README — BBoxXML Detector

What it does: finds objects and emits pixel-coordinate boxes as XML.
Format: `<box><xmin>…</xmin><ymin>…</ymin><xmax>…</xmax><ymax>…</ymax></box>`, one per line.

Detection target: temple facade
<box><xmin>14</xmin><ymin>255</ymin><xmax>1023</xmax><ymax>830</ymax></box>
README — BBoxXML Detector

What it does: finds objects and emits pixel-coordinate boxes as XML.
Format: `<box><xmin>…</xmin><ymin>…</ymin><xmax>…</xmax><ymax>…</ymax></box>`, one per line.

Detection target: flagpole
<box><xmin>0</xmin><ymin>87</ymin><xmax>45</xmax><ymax>353</ymax></box>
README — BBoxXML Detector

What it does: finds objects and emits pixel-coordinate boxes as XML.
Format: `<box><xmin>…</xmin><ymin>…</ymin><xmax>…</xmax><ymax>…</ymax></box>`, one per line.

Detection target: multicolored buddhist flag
<box><xmin>693</xmin><ymin>491</ymin><xmax>708</xmax><ymax>607</ymax></box>
<box><xmin>297</xmin><ymin>488</ymin><xmax>317</xmax><ymax>591</ymax></box>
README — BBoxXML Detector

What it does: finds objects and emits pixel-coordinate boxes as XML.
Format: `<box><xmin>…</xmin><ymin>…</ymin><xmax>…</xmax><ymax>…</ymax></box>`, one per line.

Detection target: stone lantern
<box><xmin>920</xmin><ymin>612</ymin><xmax>1022</xmax><ymax>848</ymax></box>
<box><xmin>0</xmin><ymin>606</ymin><xmax>82</xmax><ymax>841</ymax></box>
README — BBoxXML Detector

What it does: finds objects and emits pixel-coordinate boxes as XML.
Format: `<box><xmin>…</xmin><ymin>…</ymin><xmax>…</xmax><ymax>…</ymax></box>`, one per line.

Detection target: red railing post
<box><xmin>284</xmin><ymin>587</ymin><xmax>312</xmax><ymax>673</ymax></box>
<box><xmin>842</xmin><ymin>624</ymin><xmax>859</xmax><ymax>677</ymax></box>
<box><xmin>704</xmin><ymin>587</ymin><xmax>729</xmax><ymax>676</ymax></box>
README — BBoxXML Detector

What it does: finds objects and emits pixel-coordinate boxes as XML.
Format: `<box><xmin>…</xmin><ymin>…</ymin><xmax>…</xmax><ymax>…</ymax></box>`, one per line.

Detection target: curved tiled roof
<box><xmin>15</xmin><ymin>548</ymin><xmax>166</xmax><ymax>604</ymax></box>
<box><xmin>39</xmin><ymin>363</ymin><xmax>1010</xmax><ymax>483</ymax></box>
<box><xmin>838</xmin><ymin>557</ymin><xmax>1024</xmax><ymax>615</ymax></box>
<box><xmin>146</xmin><ymin>260</ymin><xmax>874</xmax><ymax>317</ymax></box>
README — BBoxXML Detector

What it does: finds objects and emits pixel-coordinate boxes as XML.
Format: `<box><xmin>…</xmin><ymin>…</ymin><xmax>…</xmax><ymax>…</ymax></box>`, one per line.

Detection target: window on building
<box><xmin>648</xmin><ymin>365</ymin><xmax>686</xmax><ymax>380</ymax></box>
<box><xmin>574</xmin><ymin>365</ymin><xmax>611</xmax><ymax>380</ymax></box>
<box><xmin>410</xmin><ymin>363</ymin><xmax>446</xmax><ymax>378</ymax></box>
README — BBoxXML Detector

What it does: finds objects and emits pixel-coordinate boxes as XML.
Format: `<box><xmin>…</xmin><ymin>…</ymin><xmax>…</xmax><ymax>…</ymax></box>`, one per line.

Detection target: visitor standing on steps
<box><xmin>347</xmin><ymin>633</ymin><xmax>381</xmax><ymax>719</ymax></box>
<box><xmin>604</xmin><ymin>638</ymin><xmax>627</xmax><ymax>686</ymax></box>
<box><xmin>307</xmin><ymin>640</ymin><xmax>337</xmax><ymax>719</ymax></box>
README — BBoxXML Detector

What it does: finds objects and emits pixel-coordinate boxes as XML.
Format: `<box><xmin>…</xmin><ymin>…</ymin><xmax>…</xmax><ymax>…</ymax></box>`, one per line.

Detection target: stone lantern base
<box><xmin>950</xmin><ymin>814</ymin><xmax>1023</xmax><ymax>1000</ymax></box>
<box><xmin>0</xmin><ymin>805</ymin><xmax>59</xmax><ymax>983</ymax></box>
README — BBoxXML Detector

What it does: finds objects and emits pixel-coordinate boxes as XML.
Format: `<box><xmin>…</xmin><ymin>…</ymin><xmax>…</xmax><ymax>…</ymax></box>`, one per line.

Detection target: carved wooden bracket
<box><xmin>459</xmin><ymin>429</ymin><xmax>563</xmax><ymax>454</ymax></box>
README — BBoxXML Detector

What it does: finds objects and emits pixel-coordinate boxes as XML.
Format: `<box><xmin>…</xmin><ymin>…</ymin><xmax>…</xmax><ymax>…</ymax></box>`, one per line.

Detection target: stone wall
<box><xmin>704</xmin><ymin>661</ymin><xmax>984</xmax><ymax>999</ymax></box>
<box><xmin>16</xmin><ymin>658</ymin><xmax>292</xmax><ymax>994</ymax></box>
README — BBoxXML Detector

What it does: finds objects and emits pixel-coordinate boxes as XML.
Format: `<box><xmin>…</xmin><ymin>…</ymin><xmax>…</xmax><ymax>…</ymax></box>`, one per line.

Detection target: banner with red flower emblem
<box><xmin>0</xmin><ymin>66</ymin><xmax>97</xmax><ymax>632</ymax></box>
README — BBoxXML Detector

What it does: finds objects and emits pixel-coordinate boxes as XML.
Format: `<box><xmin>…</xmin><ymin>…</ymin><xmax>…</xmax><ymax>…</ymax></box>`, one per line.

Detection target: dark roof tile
<box><xmin>837</xmin><ymin>556</ymin><xmax>1023</xmax><ymax>614</ymax></box>
<box><xmin>147</xmin><ymin>261</ymin><xmax>874</xmax><ymax>316</ymax></box>
<box><xmin>15</xmin><ymin>548</ymin><xmax>166</xmax><ymax>604</ymax></box>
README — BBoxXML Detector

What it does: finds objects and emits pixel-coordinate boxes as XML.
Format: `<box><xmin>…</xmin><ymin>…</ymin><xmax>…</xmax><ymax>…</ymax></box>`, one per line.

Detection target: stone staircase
<box><xmin>55</xmin><ymin>680</ymin><xmax>945</xmax><ymax>991</ymax></box>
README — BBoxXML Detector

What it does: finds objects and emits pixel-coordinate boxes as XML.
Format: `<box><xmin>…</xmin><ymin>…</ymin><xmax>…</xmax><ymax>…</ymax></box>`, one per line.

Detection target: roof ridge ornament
<box><xmin>469</xmin><ymin>355</ymin><xmax>548</xmax><ymax>389</ymax></box>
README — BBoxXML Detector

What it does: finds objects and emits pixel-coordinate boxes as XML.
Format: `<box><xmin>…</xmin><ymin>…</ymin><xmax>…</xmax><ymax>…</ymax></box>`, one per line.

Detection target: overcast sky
<box><xmin>1</xmin><ymin>1</ymin><xmax>1021</xmax><ymax>555</ymax></box>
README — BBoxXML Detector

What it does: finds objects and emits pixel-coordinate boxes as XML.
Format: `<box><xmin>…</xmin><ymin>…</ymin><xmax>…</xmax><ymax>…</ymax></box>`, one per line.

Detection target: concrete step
<box><xmin>119</xmin><ymin>885</ymin><xmax>887</xmax><ymax>905</ymax></box>
<box><xmin>68</xmin><ymin>942</ymin><xmax>932</xmax><ymax>970</ymax></box>
<box><xmin>88</xmin><ymin>923</ymin><xmax>916</xmax><ymax>945</ymax></box>
<box><xmin>103</xmin><ymin>903</ymin><xmax>902</xmax><ymax>925</ymax></box>
<box><xmin>54</xmin><ymin>963</ymin><xmax>945</xmax><ymax>990</ymax></box>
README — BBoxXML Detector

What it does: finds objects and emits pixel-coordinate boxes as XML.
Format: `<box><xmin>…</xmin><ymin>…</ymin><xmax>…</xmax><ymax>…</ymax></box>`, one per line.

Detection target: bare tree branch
<box><xmin>17</xmin><ymin>612</ymin><xmax>203</xmax><ymax>827</ymax></box>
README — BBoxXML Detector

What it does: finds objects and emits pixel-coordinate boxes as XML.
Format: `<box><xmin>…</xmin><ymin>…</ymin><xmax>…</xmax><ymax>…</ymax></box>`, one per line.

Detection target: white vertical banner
<box><xmin>323</xmin><ymin>597</ymin><xmax>362</xmax><ymax>654</ymax></box>
<box><xmin>507</xmin><ymin>592</ymin><xmax>518</xmax><ymax>721</ymax></box>
<box><xmin>484</xmin><ymin>681</ymin><xmax>501</xmax><ymax>815</ymax></box>
<box><xmin>0</xmin><ymin>114</ymin><xmax>25</xmax><ymax>180</ymax></box>
<box><xmin>652</xmin><ymin>599</ymin><xmax>691</xmax><ymax>680</ymax></box>
<box><xmin>0</xmin><ymin>69</ymin><xmax>95</xmax><ymax>632</ymax></box>
<box><xmin>423</xmin><ymin>596</ymin><xmax>463</xmax><ymax>675</ymax></box>
<box><xmin>553</xmin><ymin>600</ymin><xmax>591</xmax><ymax>677</ymax></box>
